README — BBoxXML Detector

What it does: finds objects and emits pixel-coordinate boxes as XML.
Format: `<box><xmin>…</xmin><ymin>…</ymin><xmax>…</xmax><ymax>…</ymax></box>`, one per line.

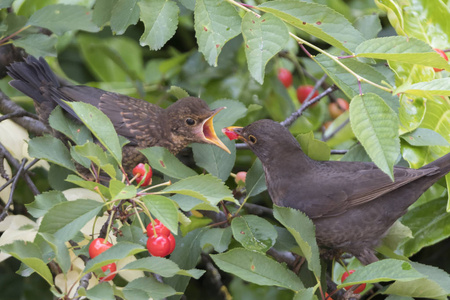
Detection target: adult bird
<box><xmin>7</xmin><ymin>56</ymin><xmax>230</xmax><ymax>173</ymax></box>
<box><xmin>225</xmin><ymin>119</ymin><xmax>450</xmax><ymax>265</ymax></box>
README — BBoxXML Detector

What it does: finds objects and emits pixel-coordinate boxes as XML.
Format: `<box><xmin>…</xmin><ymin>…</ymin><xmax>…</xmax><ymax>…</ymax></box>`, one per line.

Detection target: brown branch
<box><xmin>0</xmin><ymin>90</ymin><xmax>49</xmax><ymax>135</ymax></box>
<box><xmin>0</xmin><ymin>158</ymin><xmax>26</xmax><ymax>221</ymax></box>
<box><xmin>0</xmin><ymin>142</ymin><xmax>40</xmax><ymax>195</ymax></box>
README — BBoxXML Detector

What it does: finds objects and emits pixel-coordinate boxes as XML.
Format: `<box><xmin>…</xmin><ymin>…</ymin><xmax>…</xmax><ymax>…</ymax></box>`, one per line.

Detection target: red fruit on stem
<box><xmin>147</xmin><ymin>235</ymin><xmax>172</xmax><ymax>257</ymax></box>
<box><xmin>89</xmin><ymin>238</ymin><xmax>113</xmax><ymax>258</ymax></box>
<box><xmin>168</xmin><ymin>233</ymin><xmax>176</xmax><ymax>254</ymax></box>
<box><xmin>336</xmin><ymin>98</ymin><xmax>349</xmax><ymax>111</ymax></box>
<box><xmin>146</xmin><ymin>219</ymin><xmax>170</xmax><ymax>238</ymax></box>
<box><xmin>99</xmin><ymin>263</ymin><xmax>117</xmax><ymax>281</ymax></box>
<box><xmin>296</xmin><ymin>85</ymin><xmax>319</xmax><ymax>105</ymax></box>
<box><xmin>341</xmin><ymin>270</ymin><xmax>366</xmax><ymax>294</ymax></box>
<box><xmin>433</xmin><ymin>48</ymin><xmax>448</xmax><ymax>72</ymax></box>
<box><xmin>132</xmin><ymin>163</ymin><xmax>152</xmax><ymax>186</ymax></box>
<box><xmin>277</xmin><ymin>68</ymin><xmax>293</xmax><ymax>88</ymax></box>
<box><xmin>222</xmin><ymin>127</ymin><xmax>240</xmax><ymax>140</ymax></box>
<box><xmin>235</xmin><ymin>171</ymin><xmax>247</xmax><ymax>184</ymax></box>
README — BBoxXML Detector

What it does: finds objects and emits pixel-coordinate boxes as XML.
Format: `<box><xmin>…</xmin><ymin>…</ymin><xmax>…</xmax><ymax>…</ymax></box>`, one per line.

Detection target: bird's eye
<box><xmin>248</xmin><ymin>135</ymin><xmax>257</xmax><ymax>144</ymax></box>
<box><xmin>185</xmin><ymin>118</ymin><xmax>196</xmax><ymax>126</ymax></box>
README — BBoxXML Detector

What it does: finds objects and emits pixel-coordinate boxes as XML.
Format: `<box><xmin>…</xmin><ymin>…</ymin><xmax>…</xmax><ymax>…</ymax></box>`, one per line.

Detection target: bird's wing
<box><xmin>97</xmin><ymin>93</ymin><xmax>163</xmax><ymax>147</ymax></box>
<box><xmin>313</xmin><ymin>162</ymin><xmax>439</xmax><ymax>217</ymax></box>
<box><xmin>279</xmin><ymin>161</ymin><xmax>439</xmax><ymax>219</ymax></box>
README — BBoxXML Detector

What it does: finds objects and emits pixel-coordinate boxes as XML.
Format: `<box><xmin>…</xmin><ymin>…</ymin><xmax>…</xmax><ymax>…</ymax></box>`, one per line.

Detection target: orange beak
<box><xmin>202</xmin><ymin>107</ymin><xmax>231</xmax><ymax>154</ymax></box>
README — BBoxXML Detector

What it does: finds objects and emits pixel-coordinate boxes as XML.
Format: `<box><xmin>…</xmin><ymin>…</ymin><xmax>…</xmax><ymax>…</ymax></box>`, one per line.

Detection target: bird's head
<box><xmin>223</xmin><ymin>119</ymin><xmax>302</xmax><ymax>162</ymax></box>
<box><xmin>166</xmin><ymin>97</ymin><xmax>230</xmax><ymax>153</ymax></box>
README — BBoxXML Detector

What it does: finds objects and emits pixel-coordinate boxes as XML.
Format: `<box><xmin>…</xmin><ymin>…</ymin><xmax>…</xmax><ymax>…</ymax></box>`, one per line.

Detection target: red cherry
<box><xmin>132</xmin><ymin>163</ymin><xmax>152</xmax><ymax>186</ymax></box>
<box><xmin>433</xmin><ymin>48</ymin><xmax>448</xmax><ymax>72</ymax></box>
<box><xmin>146</xmin><ymin>219</ymin><xmax>170</xmax><ymax>238</ymax></box>
<box><xmin>296</xmin><ymin>85</ymin><xmax>319</xmax><ymax>106</ymax></box>
<box><xmin>89</xmin><ymin>238</ymin><xmax>113</xmax><ymax>258</ymax></box>
<box><xmin>99</xmin><ymin>263</ymin><xmax>116</xmax><ymax>281</ymax></box>
<box><xmin>336</xmin><ymin>98</ymin><xmax>349</xmax><ymax>111</ymax></box>
<box><xmin>222</xmin><ymin>128</ymin><xmax>240</xmax><ymax>140</ymax></box>
<box><xmin>235</xmin><ymin>171</ymin><xmax>247</xmax><ymax>184</ymax></box>
<box><xmin>147</xmin><ymin>235</ymin><xmax>172</xmax><ymax>257</ymax></box>
<box><xmin>328</xmin><ymin>98</ymin><xmax>349</xmax><ymax>119</ymax></box>
<box><xmin>277</xmin><ymin>68</ymin><xmax>293</xmax><ymax>88</ymax></box>
<box><xmin>167</xmin><ymin>233</ymin><xmax>176</xmax><ymax>254</ymax></box>
<box><xmin>341</xmin><ymin>270</ymin><xmax>366</xmax><ymax>294</ymax></box>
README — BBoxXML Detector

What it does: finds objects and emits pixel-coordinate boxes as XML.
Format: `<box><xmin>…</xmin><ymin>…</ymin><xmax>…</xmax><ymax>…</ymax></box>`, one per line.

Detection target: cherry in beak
<box><xmin>202</xmin><ymin>107</ymin><xmax>231</xmax><ymax>154</ymax></box>
<box><xmin>222</xmin><ymin>126</ymin><xmax>243</xmax><ymax>141</ymax></box>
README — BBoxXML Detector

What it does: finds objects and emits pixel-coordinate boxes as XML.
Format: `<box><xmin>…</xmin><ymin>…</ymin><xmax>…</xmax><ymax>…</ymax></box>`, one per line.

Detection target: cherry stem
<box><xmin>0</xmin><ymin>25</ymin><xmax>31</xmax><ymax>45</ymax></box>
<box><xmin>132</xmin><ymin>205</ymin><xmax>146</xmax><ymax>232</ymax></box>
<box><xmin>137</xmin><ymin>180</ymin><xmax>171</xmax><ymax>195</ymax></box>
<box><xmin>337</xmin><ymin>55</ymin><xmax>355</xmax><ymax>59</ymax></box>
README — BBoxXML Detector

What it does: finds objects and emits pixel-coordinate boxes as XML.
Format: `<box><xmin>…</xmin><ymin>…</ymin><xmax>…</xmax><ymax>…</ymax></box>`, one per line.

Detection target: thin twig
<box><xmin>0</xmin><ymin>158</ymin><xmax>26</xmax><ymax>221</ymax></box>
<box><xmin>281</xmin><ymin>84</ymin><xmax>338</xmax><ymax>127</ymax></box>
<box><xmin>0</xmin><ymin>110</ymin><xmax>39</xmax><ymax>122</ymax></box>
<box><xmin>73</xmin><ymin>273</ymin><xmax>92</xmax><ymax>300</ymax></box>
<box><xmin>0</xmin><ymin>157</ymin><xmax>39</xmax><ymax>194</ymax></box>
<box><xmin>322</xmin><ymin>119</ymin><xmax>350</xmax><ymax>142</ymax></box>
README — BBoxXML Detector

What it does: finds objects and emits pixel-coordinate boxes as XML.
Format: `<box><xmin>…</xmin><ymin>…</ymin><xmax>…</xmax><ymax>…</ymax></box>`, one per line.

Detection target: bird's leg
<box><xmin>293</xmin><ymin>255</ymin><xmax>306</xmax><ymax>274</ymax></box>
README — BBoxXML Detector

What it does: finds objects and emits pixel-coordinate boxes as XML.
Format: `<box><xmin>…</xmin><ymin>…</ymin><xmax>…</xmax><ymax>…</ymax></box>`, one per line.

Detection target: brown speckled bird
<box><xmin>225</xmin><ymin>119</ymin><xmax>450</xmax><ymax>265</ymax></box>
<box><xmin>7</xmin><ymin>56</ymin><xmax>230</xmax><ymax>172</ymax></box>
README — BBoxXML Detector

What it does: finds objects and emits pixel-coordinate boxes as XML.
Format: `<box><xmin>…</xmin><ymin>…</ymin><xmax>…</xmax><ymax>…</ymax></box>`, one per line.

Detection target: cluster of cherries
<box><xmin>87</xmin><ymin>163</ymin><xmax>176</xmax><ymax>281</ymax></box>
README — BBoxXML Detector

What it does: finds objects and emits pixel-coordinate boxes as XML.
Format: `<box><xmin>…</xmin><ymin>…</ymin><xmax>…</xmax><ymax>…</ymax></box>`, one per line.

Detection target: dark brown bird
<box><xmin>225</xmin><ymin>119</ymin><xmax>450</xmax><ymax>265</ymax></box>
<box><xmin>7</xmin><ymin>56</ymin><xmax>230</xmax><ymax>172</ymax></box>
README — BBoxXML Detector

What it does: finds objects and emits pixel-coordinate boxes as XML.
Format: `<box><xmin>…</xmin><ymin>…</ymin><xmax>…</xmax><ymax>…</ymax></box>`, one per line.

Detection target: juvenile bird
<box><xmin>7</xmin><ymin>56</ymin><xmax>230</xmax><ymax>173</ymax></box>
<box><xmin>225</xmin><ymin>119</ymin><xmax>450</xmax><ymax>265</ymax></box>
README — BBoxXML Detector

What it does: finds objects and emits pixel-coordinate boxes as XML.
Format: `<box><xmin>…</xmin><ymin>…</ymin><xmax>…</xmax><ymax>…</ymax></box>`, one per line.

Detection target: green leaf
<box><xmin>38</xmin><ymin>199</ymin><xmax>103</xmax><ymax>241</ymax></box>
<box><xmin>84</xmin><ymin>242</ymin><xmax>146</xmax><ymax>273</ymax></box>
<box><xmin>49</xmin><ymin>106</ymin><xmax>92</xmax><ymax>145</ymax></box>
<box><xmin>164</xmin><ymin>229</ymin><xmax>205</xmax><ymax>297</ymax></box>
<box><xmin>26</xmin><ymin>190</ymin><xmax>68</xmax><ymax>218</ymax></box>
<box><xmin>354</xmin><ymin>14</ymin><xmax>382</xmax><ymax>40</ymax></box>
<box><xmin>242</xmin><ymin>12</ymin><xmax>289</xmax><ymax>84</ymax></box>
<box><xmin>170</xmin><ymin>194</ymin><xmax>219</xmax><ymax>212</ymax></box>
<box><xmin>66</xmin><ymin>102</ymin><xmax>122</xmax><ymax>165</ymax></box>
<box><xmin>398</xmin><ymin>95</ymin><xmax>426</xmax><ymax>134</ymax></box>
<box><xmin>209</xmin><ymin>99</ymin><xmax>248</xmax><ymax>129</ymax></box>
<box><xmin>74</xmin><ymin>142</ymin><xmax>118</xmax><ymax>178</ymax></box>
<box><xmin>296</xmin><ymin>131</ymin><xmax>330</xmax><ymax>161</ymax></box>
<box><xmin>231</xmin><ymin>215</ymin><xmax>277</xmax><ymax>253</ymax></box>
<box><xmin>191</xmin><ymin>136</ymin><xmax>235</xmax><ymax>182</ymax></box>
<box><xmin>123</xmin><ymin>277</ymin><xmax>177</xmax><ymax>300</ymax></box>
<box><xmin>398</xmin><ymin>197</ymin><xmax>450</xmax><ymax>257</ymax></box>
<box><xmin>0</xmin><ymin>240</ymin><xmax>53</xmax><ymax>286</ymax></box>
<box><xmin>142</xmin><ymin>195</ymin><xmax>179</xmax><ymax>234</ymax></box>
<box><xmin>194</xmin><ymin>0</ymin><xmax>241</xmax><ymax>66</ymax></box>
<box><xmin>167</xmin><ymin>86</ymin><xmax>189</xmax><ymax>100</ymax></box>
<box><xmin>65</xmin><ymin>175</ymin><xmax>111</xmax><ymax>199</ymax></box>
<box><xmin>384</xmin><ymin>261</ymin><xmax>450</xmax><ymax>299</ymax></box>
<box><xmin>200</xmin><ymin>227</ymin><xmax>232</xmax><ymax>253</ymax></box>
<box><xmin>160</xmin><ymin>174</ymin><xmax>235</xmax><ymax>206</ymax></box>
<box><xmin>293</xmin><ymin>287</ymin><xmax>316</xmax><ymax>300</ymax></box>
<box><xmin>273</xmin><ymin>205</ymin><xmax>321</xmax><ymax>278</ymax></box>
<box><xmin>337</xmin><ymin>259</ymin><xmax>425</xmax><ymax>289</ymax></box>
<box><xmin>123</xmin><ymin>257</ymin><xmax>205</xmax><ymax>279</ymax></box>
<box><xmin>258</xmin><ymin>1</ymin><xmax>365</xmax><ymax>53</ymax></box>
<box><xmin>396</xmin><ymin>78</ymin><xmax>450</xmax><ymax>97</ymax></box>
<box><xmin>246</xmin><ymin>159</ymin><xmax>267</xmax><ymax>198</ymax></box>
<box><xmin>109</xmin><ymin>179</ymin><xmax>137</xmax><ymax>201</ymax></box>
<box><xmin>141</xmin><ymin>147</ymin><xmax>197</xmax><ymax>180</ymax></box>
<box><xmin>110</xmin><ymin>0</ymin><xmax>140</xmax><ymax>35</ymax></box>
<box><xmin>27</xmin><ymin>4</ymin><xmax>99</xmax><ymax>35</ymax></box>
<box><xmin>139</xmin><ymin>0</ymin><xmax>179</xmax><ymax>50</ymax></box>
<box><xmin>314</xmin><ymin>54</ymin><xmax>399</xmax><ymax>112</ymax></box>
<box><xmin>211</xmin><ymin>248</ymin><xmax>304</xmax><ymax>292</ymax></box>
<box><xmin>39</xmin><ymin>233</ymin><xmax>71</xmax><ymax>274</ymax></box>
<box><xmin>340</xmin><ymin>143</ymin><xmax>372</xmax><ymax>162</ymax></box>
<box><xmin>13</xmin><ymin>33</ymin><xmax>57</xmax><ymax>57</ymax></box>
<box><xmin>350</xmin><ymin>93</ymin><xmax>400</xmax><ymax>180</ymax></box>
<box><xmin>401</xmin><ymin>128</ymin><xmax>450</xmax><ymax>147</ymax></box>
<box><xmin>28</xmin><ymin>136</ymin><xmax>77</xmax><ymax>172</ymax></box>
<box><xmin>355</xmin><ymin>37</ymin><xmax>450</xmax><ymax>71</ymax></box>
<box><xmin>92</xmin><ymin>0</ymin><xmax>119</xmax><ymax>27</ymax></box>
<box><xmin>80</xmin><ymin>282</ymin><xmax>115</xmax><ymax>300</ymax></box>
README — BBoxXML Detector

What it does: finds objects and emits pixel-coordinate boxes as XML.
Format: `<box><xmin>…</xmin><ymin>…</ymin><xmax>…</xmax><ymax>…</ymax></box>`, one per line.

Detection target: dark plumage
<box><xmin>7</xmin><ymin>56</ymin><xmax>230</xmax><ymax>172</ymax></box>
<box><xmin>226</xmin><ymin>119</ymin><xmax>450</xmax><ymax>264</ymax></box>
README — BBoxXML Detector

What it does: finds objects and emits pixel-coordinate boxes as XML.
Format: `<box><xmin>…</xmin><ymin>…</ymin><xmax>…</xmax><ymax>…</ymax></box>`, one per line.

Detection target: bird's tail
<box><xmin>7</xmin><ymin>56</ymin><xmax>60</xmax><ymax>104</ymax></box>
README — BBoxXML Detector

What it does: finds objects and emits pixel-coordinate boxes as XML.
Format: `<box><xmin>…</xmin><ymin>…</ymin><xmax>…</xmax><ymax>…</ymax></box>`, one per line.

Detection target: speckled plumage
<box><xmin>7</xmin><ymin>56</ymin><xmax>229</xmax><ymax>173</ymax></box>
<box><xmin>229</xmin><ymin>119</ymin><xmax>450</xmax><ymax>264</ymax></box>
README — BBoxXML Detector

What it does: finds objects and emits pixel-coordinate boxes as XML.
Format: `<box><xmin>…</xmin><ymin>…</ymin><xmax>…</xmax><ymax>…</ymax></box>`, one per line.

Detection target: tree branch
<box><xmin>0</xmin><ymin>158</ymin><xmax>26</xmax><ymax>221</ymax></box>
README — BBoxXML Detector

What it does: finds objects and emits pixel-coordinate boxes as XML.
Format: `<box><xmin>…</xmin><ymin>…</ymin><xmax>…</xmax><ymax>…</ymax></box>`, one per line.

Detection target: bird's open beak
<box><xmin>202</xmin><ymin>107</ymin><xmax>231</xmax><ymax>154</ymax></box>
<box><xmin>222</xmin><ymin>126</ymin><xmax>244</xmax><ymax>141</ymax></box>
